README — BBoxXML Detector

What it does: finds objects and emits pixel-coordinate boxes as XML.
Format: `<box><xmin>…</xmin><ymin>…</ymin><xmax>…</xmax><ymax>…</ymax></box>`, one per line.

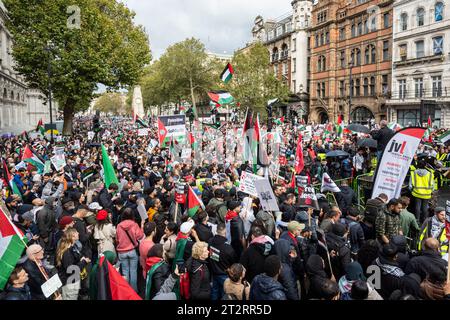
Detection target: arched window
<box><xmin>10</xmin><ymin>91</ymin><xmax>13</xmax><ymax>100</ymax></box>
<box><xmin>365</xmin><ymin>46</ymin><xmax>370</xmax><ymax>64</ymax></box>
<box><xmin>370</xmin><ymin>17</ymin><xmax>376</xmax><ymax>31</ymax></box>
<box><xmin>355</xmin><ymin>79</ymin><xmax>360</xmax><ymax>96</ymax></box>
<box><xmin>351</xmin><ymin>107</ymin><xmax>374</xmax><ymax>124</ymax></box>
<box><xmin>355</xmin><ymin>48</ymin><xmax>361</xmax><ymax>66</ymax></box>
<box><xmin>272</xmin><ymin>47</ymin><xmax>279</xmax><ymax>62</ymax></box>
<box><xmin>281</xmin><ymin>44</ymin><xmax>288</xmax><ymax>58</ymax></box>
<box><xmin>371</xmin><ymin>45</ymin><xmax>376</xmax><ymax>63</ymax></box>
<box><xmin>370</xmin><ymin>76</ymin><xmax>376</xmax><ymax>95</ymax></box>
<box><xmin>3</xmin><ymin>88</ymin><xmax>6</xmax><ymax>98</ymax></box>
<box><xmin>363</xmin><ymin>78</ymin><xmax>369</xmax><ymax>96</ymax></box>
<box><xmin>400</xmin><ymin>13</ymin><xmax>408</xmax><ymax>31</ymax></box>
<box><xmin>318</xmin><ymin>55</ymin><xmax>326</xmax><ymax>72</ymax></box>
<box><xmin>417</xmin><ymin>8</ymin><xmax>425</xmax><ymax>26</ymax></box>
<box><xmin>16</xmin><ymin>93</ymin><xmax>19</xmax><ymax>101</ymax></box>
<box><xmin>435</xmin><ymin>2</ymin><xmax>444</xmax><ymax>22</ymax></box>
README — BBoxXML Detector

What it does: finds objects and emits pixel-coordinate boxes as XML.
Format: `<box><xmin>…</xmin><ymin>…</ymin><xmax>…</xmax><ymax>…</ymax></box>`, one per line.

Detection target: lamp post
<box><xmin>45</xmin><ymin>41</ymin><xmax>54</xmax><ymax>144</ymax></box>
<box><xmin>348</xmin><ymin>58</ymin><xmax>354</xmax><ymax>124</ymax></box>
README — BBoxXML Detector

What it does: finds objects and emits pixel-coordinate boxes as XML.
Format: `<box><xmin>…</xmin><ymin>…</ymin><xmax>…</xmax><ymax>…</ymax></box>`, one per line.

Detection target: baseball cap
<box><xmin>288</xmin><ymin>221</ymin><xmax>305</xmax><ymax>233</ymax></box>
<box><xmin>180</xmin><ymin>220</ymin><xmax>195</xmax><ymax>234</ymax></box>
<box><xmin>88</xmin><ymin>202</ymin><xmax>103</xmax><ymax>210</ymax></box>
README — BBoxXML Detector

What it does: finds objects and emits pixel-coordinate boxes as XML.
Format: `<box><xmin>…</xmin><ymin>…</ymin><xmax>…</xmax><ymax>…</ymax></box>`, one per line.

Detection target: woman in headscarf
<box><xmin>88</xmin><ymin>251</ymin><xmax>117</xmax><ymax>300</ymax></box>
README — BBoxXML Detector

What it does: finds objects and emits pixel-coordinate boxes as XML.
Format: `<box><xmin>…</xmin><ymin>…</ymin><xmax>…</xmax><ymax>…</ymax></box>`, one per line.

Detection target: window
<box><xmin>276</xmin><ymin>26</ymin><xmax>283</xmax><ymax>37</ymax></box>
<box><xmin>355</xmin><ymin>79</ymin><xmax>361</xmax><ymax>97</ymax></box>
<box><xmin>399</xmin><ymin>79</ymin><xmax>407</xmax><ymax>99</ymax></box>
<box><xmin>397</xmin><ymin>110</ymin><xmax>420</xmax><ymax>127</ymax></box>
<box><xmin>326</xmin><ymin>32</ymin><xmax>330</xmax><ymax>44</ymax></box>
<box><xmin>282</xmin><ymin>62</ymin><xmax>288</xmax><ymax>75</ymax></box>
<box><xmin>351</xmin><ymin>24</ymin><xmax>356</xmax><ymax>37</ymax></box>
<box><xmin>371</xmin><ymin>46</ymin><xmax>376</xmax><ymax>63</ymax></box>
<box><xmin>358</xmin><ymin>22</ymin><xmax>363</xmax><ymax>35</ymax></box>
<box><xmin>268</xmin><ymin>30</ymin><xmax>274</xmax><ymax>40</ymax></box>
<box><xmin>370</xmin><ymin>77</ymin><xmax>376</xmax><ymax>95</ymax></box>
<box><xmin>400</xmin><ymin>13</ymin><xmax>408</xmax><ymax>31</ymax></box>
<box><xmin>322</xmin><ymin>82</ymin><xmax>326</xmax><ymax>97</ymax></box>
<box><xmin>416</xmin><ymin>40</ymin><xmax>425</xmax><ymax>58</ymax></box>
<box><xmin>355</xmin><ymin>48</ymin><xmax>361</xmax><ymax>66</ymax></box>
<box><xmin>318</xmin><ymin>55</ymin><xmax>326</xmax><ymax>72</ymax></box>
<box><xmin>370</xmin><ymin>17</ymin><xmax>376</xmax><ymax>31</ymax></box>
<box><xmin>293</xmin><ymin>58</ymin><xmax>296</xmax><ymax>72</ymax></box>
<box><xmin>383</xmin><ymin>13</ymin><xmax>390</xmax><ymax>28</ymax></box>
<box><xmin>399</xmin><ymin>44</ymin><xmax>407</xmax><ymax>61</ymax></box>
<box><xmin>292</xmin><ymin>39</ymin><xmax>297</xmax><ymax>52</ymax></box>
<box><xmin>364</xmin><ymin>20</ymin><xmax>369</xmax><ymax>34</ymax></box>
<box><xmin>321</xmin><ymin>33</ymin><xmax>325</xmax><ymax>46</ymax></box>
<box><xmin>435</xmin><ymin>2</ymin><xmax>444</xmax><ymax>22</ymax></box>
<box><xmin>292</xmin><ymin>80</ymin><xmax>296</xmax><ymax>92</ymax></box>
<box><xmin>350</xmin><ymin>78</ymin><xmax>354</xmax><ymax>97</ymax></box>
<box><xmin>382</xmin><ymin>75</ymin><xmax>389</xmax><ymax>94</ymax></box>
<box><xmin>340</xmin><ymin>80</ymin><xmax>345</xmax><ymax>97</ymax></box>
<box><xmin>363</xmin><ymin>78</ymin><xmax>369</xmax><ymax>96</ymax></box>
<box><xmin>339</xmin><ymin>28</ymin><xmax>345</xmax><ymax>40</ymax></box>
<box><xmin>415</xmin><ymin>78</ymin><xmax>424</xmax><ymax>98</ymax></box>
<box><xmin>307</xmin><ymin>57</ymin><xmax>310</xmax><ymax>73</ymax></box>
<box><xmin>274</xmin><ymin>64</ymin><xmax>279</xmax><ymax>76</ymax></box>
<box><xmin>315</xmin><ymin>35</ymin><xmax>319</xmax><ymax>47</ymax></box>
<box><xmin>417</xmin><ymin>8</ymin><xmax>425</xmax><ymax>26</ymax></box>
<box><xmin>281</xmin><ymin>44</ymin><xmax>289</xmax><ymax>58</ymax></box>
<box><xmin>432</xmin><ymin>76</ymin><xmax>442</xmax><ymax>97</ymax></box>
<box><xmin>383</xmin><ymin>40</ymin><xmax>390</xmax><ymax>61</ymax></box>
<box><xmin>317</xmin><ymin>82</ymin><xmax>321</xmax><ymax>98</ymax></box>
<box><xmin>433</xmin><ymin>36</ymin><xmax>443</xmax><ymax>55</ymax></box>
<box><xmin>272</xmin><ymin>48</ymin><xmax>279</xmax><ymax>62</ymax></box>
<box><xmin>286</xmin><ymin>22</ymin><xmax>292</xmax><ymax>33</ymax></box>
<box><xmin>365</xmin><ymin>47</ymin><xmax>370</xmax><ymax>64</ymax></box>
<box><xmin>340</xmin><ymin>50</ymin><xmax>346</xmax><ymax>68</ymax></box>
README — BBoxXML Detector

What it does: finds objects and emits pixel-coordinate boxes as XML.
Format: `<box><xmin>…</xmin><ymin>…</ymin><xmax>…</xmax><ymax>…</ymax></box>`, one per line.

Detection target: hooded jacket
<box><xmin>405</xmin><ymin>250</ymin><xmax>447</xmax><ymax>282</ymax></box>
<box><xmin>240</xmin><ymin>236</ymin><xmax>273</xmax><ymax>283</ymax></box>
<box><xmin>274</xmin><ymin>239</ymin><xmax>300</xmax><ymax>300</ymax></box>
<box><xmin>226</xmin><ymin>210</ymin><xmax>245</xmax><ymax>258</ymax></box>
<box><xmin>335</xmin><ymin>186</ymin><xmax>357</xmax><ymax>215</ymax></box>
<box><xmin>326</xmin><ymin>232</ymin><xmax>351</xmax><ymax>279</ymax></box>
<box><xmin>306</xmin><ymin>254</ymin><xmax>329</xmax><ymax>299</ymax></box>
<box><xmin>249</xmin><ymin>274</ymin><xmax>287</xmax><ymax>300</ymax></box>
<box><xmin>36</xmin><ymin>197</ymin><xmax>57</xmax><ymax>239</ymax></box>
<box><xmin>186</xmin><ymin>257</ymin><xmax>211</xmax><ymax>300</ymax></box>
<box><xmin>116</xmin><ymin>219</ymin><xmax>145</xmax><ymax>253</ymax></box>
<box><xmin>208</xmin><ymin>235</ymin><xmax>237</xmax><ymax>275</ymax></box>
<box><xmin>145</xmin><ymin>257</ymin><xmax>170</xmax><ymax>299</ymax></box>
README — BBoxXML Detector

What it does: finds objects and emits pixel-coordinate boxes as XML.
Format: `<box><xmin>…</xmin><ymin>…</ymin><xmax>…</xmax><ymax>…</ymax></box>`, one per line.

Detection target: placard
<box><xmin>137</xmin><ymin>204</ymin><xmax>148</xmax><ymax>222</ymax></box>
<box><xmin>254</xmin><ymin>179</ymin><xmax>280</xmax><ymax>212</ymax></box>
<box><xmin>50</xmin><ymin>154</ymin><xmax>66</xmax><ymax>171</ymax></box>
<box><xmin>238</xmin><ymin>171</ymin><xmax>264</xmax><ymax>197</ymax></box>
<box><xmin>87</xmin><ymin>131</ymin><xmax>95</xmax><ymax>140</ymax></box>
<box><xmin>181</xmin><ymin>148</ymin><xmax>192</xmax><ymax>159</ymax></box>
<box><xmin>138</xmin><ymin>128</ymin><xmax>150</xmax><ymax>136</ymax></box>
<box><xmin>41</xmin><ymin>274</ymin><xmax>63</xmax><ymax>298</ymax></box>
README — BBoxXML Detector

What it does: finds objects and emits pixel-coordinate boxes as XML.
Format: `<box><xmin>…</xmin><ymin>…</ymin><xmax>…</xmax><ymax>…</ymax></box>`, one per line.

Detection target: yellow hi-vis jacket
<box><xmin>418</xmin><ymin>219</ymin><xmax>449</xmax><ymax>256</ymax></box>
<box><xmin>437</xmin><ymin>153</ymin><xmax>447</xmax><ymax>162</ymax></box>
<box><xmin>411</xmin><ymin>169</ymin><xmax>434</xmax><ymax>199</ymax></box>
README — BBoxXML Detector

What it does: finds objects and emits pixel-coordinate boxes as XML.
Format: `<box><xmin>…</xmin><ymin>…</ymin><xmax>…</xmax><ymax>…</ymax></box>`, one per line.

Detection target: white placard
<box><xmin>50</xmin><ymin>154</ymin><xmax>66</xmax><ymax>171</ymax></box>
<box><xmin>254</xmin><ymin>178</ymin><xmax>280</xmax><ymax>212</ymax></box>
<box><xmin>40</xmin><ymin>274</ymin><xmax>63</xmax><ymax>298</ymax></box>
<box><xmin>138</xmin><ymin>128</ymin><xmax>149</xmax><ymax>136</ymax></box>
<box><xmin>181</xmin><ymin>148</ymin><xmax>192</xmax><ymax>159</ymax></box>
<box><xmin>137</xmin><ymin>204</ymin><xmax>148</xmax><ymax>221</ymax></box>
<box><xmin>238</xmin><ymin>171</ymin><xmax>264</xmax><ymax>197</ymax></box>
<box><xmin>87</xmin><ymin>131</ymin><xmax>95</xmax><ymax>140</ymax></box>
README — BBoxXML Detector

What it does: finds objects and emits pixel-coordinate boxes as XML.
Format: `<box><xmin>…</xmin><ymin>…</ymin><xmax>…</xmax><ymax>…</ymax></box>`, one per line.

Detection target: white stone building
<box><xmin>0</xmin><ymin>1</ymin><xmax>56</xmax><ymax>134</ymax></box>
<box><xmin>387</xmin><ymin>0</ymin><xmax>450</xmax><ymax>128</ymax></box>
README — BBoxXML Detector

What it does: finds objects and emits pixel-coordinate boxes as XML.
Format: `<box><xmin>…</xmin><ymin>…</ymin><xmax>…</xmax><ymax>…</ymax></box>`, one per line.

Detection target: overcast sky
<box><xmin>122</xmin><ymin>0</ymin><xmax>292</xmax><ymax>59</ymax></box>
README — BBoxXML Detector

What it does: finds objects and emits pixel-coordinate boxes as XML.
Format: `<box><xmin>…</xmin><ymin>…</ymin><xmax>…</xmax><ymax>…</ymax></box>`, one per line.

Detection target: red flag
<box><xmin>290</xmin><ymin>172</ymin><xmax>296</xmax><ymax>189</ymax></box>
<box><xmin>337</xmin><ymin>115</ymin><xmax>342</xmax><ymax>125</ymax></box>
<box><xmin>294</xmin><ymin>134</ymin><xmax>304</xmax><ymax>174</ymax></box>
<box><xmin>158</xmin><ymin>119</ymin><xmax>168</xmax><ymax>147</ymax></box>
<box><xmin>428</xmin><ymin>116</ymin><xmax>432</xmax><ymax>128</ymax></box>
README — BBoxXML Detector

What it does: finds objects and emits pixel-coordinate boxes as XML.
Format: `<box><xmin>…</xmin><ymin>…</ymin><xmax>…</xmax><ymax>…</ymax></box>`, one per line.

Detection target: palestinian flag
<box><xmin>242</xmin><ymin>109</ymin><xmax>254</xmax><ymax>163</ymax></box>
<box><xmin>220</xmin><ymin>63</ymin><xmax>234</xmax><ymax>84</ymax></box>
<box><xmin>208</xmin><ymin>90</ymin><xmax>234</xmax><ymax>105</ymax></box>
<box><xmin>81</xmin><ymin>166</ymin><xmax>97</xmax><ymax>181</ymax></box>
<box><xmin>202</xmin><ymin>121</ymin><xmax>222</xmax><ymax>130</ymax></box>
<box><xmin>274</xmin><ymin>117</ymin><xmax>285</xmax><ymax>125</ymax></box>
<box><xmin>423</xmin><ymin>128</ymin><xmax>433</xmax><ymax>143</ymax></box>
<box><xmin>22</xmin><ymin>145</ymin><xmax>44</xmax><ymax>173</ymax></box>
<box><xmin>427</xmin><ymin>116</ymin><xmax>432</xmax><ymax>128</ymax></box>
<box><xmin>158</xmin><ymin>118</ymin><xmax>168</xmax><ymax>147</ymax></box>
<box><xmin>336</xmin><ymin>115</ymin><xmax>343</xmax><ymax>137</ymax></box>
<box><xmin>187</xmin><ymin>185</ymin><xmax>204</xmax><ymax>218</ymax></box>
<box><xmin>209</xmin><ymin>100</ymin><xmax>221</xmax><ymax>111</ymax></box>
<box><xmin>253</xmin><ymin>113</ymin><xmax>267</xmax><ymax>169</ymax></box>
<box><xmin>0</xmin><ymin>207</ymin><xmax>27</xmax><ymax>290</ymax></box>
<box><xmin>134</xmin><ymin>114</ymin><xmax>149</xmax><ymax>128</ymax></box>
<box><xmin>101</xmin><ymin>145</ymin><xmax>119</xmax><ymax>189</ymax></box>
<box><xmin>438</xmin><ymin>131</ymin><xmax>450</xmax><ymax>145</ymax></box>
<box><xmin>2</xmin><ymin>159</ymin><xmax>21</xmax><ymax>198</ymax></box>
<box><xmin>388</xmin><ymin>122</ymin><xmax>403</xmax><ymax>131</ymax></box>
<box><xmin>36</xmin><ymin>119</ymin><xmax>45</xmax><ymax>135</ymax></box>
<box><xmin>187</xmin><ymin>131</ymin><xmax>197</xmax><ymax>149</ymax></box>
<box><xmin>96</xmin><ymin>255</ymin><xmax>141</xmax><ymax>300</ymax></box>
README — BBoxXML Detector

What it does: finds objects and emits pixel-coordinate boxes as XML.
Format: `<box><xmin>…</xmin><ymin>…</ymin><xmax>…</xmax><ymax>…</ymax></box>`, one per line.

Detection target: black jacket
<box><xmin>186</xmin><ymin>257</ymin><xmax>211</xmax><ymax>300</ymax></box>
<box><xmin>36</xmin><ymin>197</ymin><xmax>57</xmax><ymax>239</ymax></box>
<box><xmin>335</xmin><ymin>186</ymin><xmax>357</xmax><ymax>215</ymax></box>
<box><xmin>249</xmin><ymin>274</ymin><xmax>287</xmax><ymax>300</ymax></box>
<box><xmin>240</xmin><ymin>241</ymin><xmax>273</xmax><ymax>284</ymax></box>
<box><xmin>279</xmin><ymin>202</ymin><xmax>296</xmax><ymax>222</ymax></box>
<box><xmin>325</xmin><ymin>232</ymin><xmax>351</xmax><ymax>279</ymax></box>
<box><xmin>228</xmin><ymin>215</ymin><xmax>245</xmax><ymax>258</ymax></box>
<box><xmin>372</xmin><ymin>256</ymin><xmax>405</xmax><ymax>300</ymax></box>
<box><xmin>22</xmin><ymin>259</ymin><xmax>53</xmax><ymax>300</ymax></box>
<box><xmin>98</xmin><ymin>188</ymin><xmax>113</xmax><ymax>210</ymax></box>
<box><xmin>58</xmin><ymin>244</ymin><xmax>88</xmax><ymax>285</ymax></box>
<box><xmin>306</xmin><ymin>255</ymin><xmax>330</xmax><ymax>300</ymax></box>
<box><xmin>73</xmin><ymin>217</ymin><xmax>92</xmax><ymax>258</ymax></box>
<box><xmin>147</xmin><ymin>261</ymin><xmax>171</xmax><ymax>299</ymax></box>
<box><xmin>201</xmin><ymin>186</ymin><xmax>214</xmax><ymax>206</ymax></box>
<box><xmin>405</xmin><ymin>250</ymin><xmax>448</xmax><ymax>282</ymax></box>
<box><xmin>371</xmin><ymin>126</ymin><xmax>395</xmax><ymax>152</ymax></box>
<box><xmin>194</xmin><ymin>223</ymin><xmax>214</xmax><ymax>243</ymax></box>
<box><xmin>341</xmin><ymin>218</ymin><xmax>365</xmax><ymax>254</ymax></box>
<box><xmin>208</xmin><ymin>235</ymin><xmax>237</xmax><ymax>275</ymax></box>
<box><xmin>274</xmin><ymin>239</ymin><xmax>300</xmax><ymax>300</ymax></box>
<box><xmin>2</xmin><ymin>285</ymin><xmax>31</xmax><ymax>300</ymax></box>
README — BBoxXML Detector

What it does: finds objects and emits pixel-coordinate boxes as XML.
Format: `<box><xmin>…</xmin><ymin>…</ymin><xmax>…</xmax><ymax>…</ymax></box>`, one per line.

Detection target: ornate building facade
<box><xmin>387</xmin><ymin>0</ymin><xmax>450</xmax><ymax>128</ymax></box>
<box><xmin>0</xmin><ymin>1</ymin><xmax>56</xmax><ymax>133</ymax></box>
<box><xmin>309</xmin><ymin>0</ymin><xmax>393</xmax><ymax>124</ymax></box>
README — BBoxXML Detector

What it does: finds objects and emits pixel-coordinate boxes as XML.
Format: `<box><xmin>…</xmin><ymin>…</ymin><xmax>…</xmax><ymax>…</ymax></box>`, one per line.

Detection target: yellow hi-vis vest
<box><xmin>196</xmin><ymin>178</ymin><xmax>206</xmax><ymax>192</ymax></box>
<box><xmin>418</xmin><ymin>222</ymin><xmax>449</xmax><ymax>256</ymax></box>
<box><xmin>411</xmin><ymin>170</ymin><xmax>434</xmax><ymax>199</ymax></box>
<box><xmin>318</xmin><ymin>153</ymin><xmax>326</xmax><ymax>161</ymax></box>
<box><xmin>437</xmin><ymin>153</ymin><xmax>447</xmax><ymax>161</ymax></box>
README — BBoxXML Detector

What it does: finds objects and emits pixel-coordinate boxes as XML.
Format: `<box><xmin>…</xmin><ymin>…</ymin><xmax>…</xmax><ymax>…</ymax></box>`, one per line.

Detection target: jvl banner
<box><xmin>158</xmin><ymin>115</ymin><xmax>186</xmax><ymax>148</ymax></box>
<box><xmin>372</xmin><ymin>127</ymin><xmax>426</xmax><ymax>200</ymax></box>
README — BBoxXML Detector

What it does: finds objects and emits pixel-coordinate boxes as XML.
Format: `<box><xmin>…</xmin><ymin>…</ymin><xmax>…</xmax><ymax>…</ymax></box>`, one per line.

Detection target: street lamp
<box><xmin>348</xmin><ymin>58</ymin><xmax>354</xmax><ymax>124</ymax></box>
<box><xmin>44</xmin><ymin>41</ymin><xmax>55</xmax><ymax>144</ymax></box>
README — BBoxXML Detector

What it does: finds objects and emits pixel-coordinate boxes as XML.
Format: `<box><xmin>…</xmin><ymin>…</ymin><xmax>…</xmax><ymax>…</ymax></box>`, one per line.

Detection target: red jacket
<box><xmin>116</xmin><ymin>220</ymin><xmax>144</xmax><ymax>253</ymax></box>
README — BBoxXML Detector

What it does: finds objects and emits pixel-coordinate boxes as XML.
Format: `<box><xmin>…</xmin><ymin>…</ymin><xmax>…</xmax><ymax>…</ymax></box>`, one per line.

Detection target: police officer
<box><xmin>418</xmin><ymin>207</ymin><xmax>449</xmax><ymax>257</ymax></box>
<box><xmin>409</xmin><ymin>161</ymin><xmax>435</xmax><ymax>223</ymax></box>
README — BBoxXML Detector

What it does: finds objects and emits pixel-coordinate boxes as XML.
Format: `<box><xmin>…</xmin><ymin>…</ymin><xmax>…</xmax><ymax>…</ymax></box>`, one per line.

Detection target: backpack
<box><xmin>180</xmin><ymin>263</ymin><xmax>205</xmax><ymax>300</ymax></box>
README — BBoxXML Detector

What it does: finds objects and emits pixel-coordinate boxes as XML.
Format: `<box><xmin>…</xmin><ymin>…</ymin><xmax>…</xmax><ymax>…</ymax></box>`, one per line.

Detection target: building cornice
<box><xmin>394</xmin><ymin>25</ymin><xmax>450</xmax><ymax>41</ymax></box>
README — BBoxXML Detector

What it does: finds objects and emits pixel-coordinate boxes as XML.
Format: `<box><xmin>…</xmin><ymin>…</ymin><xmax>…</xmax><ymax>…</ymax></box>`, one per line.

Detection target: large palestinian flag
<box><xmin>208</xmin><ymin>90</ymin><xmax>234</xmax><ymax>105</ymax></box>
<box><xmin>220</xmin><ymin>63</ymin><xmax>234</xmax><ymax>83</ymax></box>
<box><xmin>158</xmin><ymin>118</ymin><xmax>168</xmax><ymax>147</ymax></box>
<box><xmin>2</xmin><ymin>159</ymin><xmax>21</xmax><ymax>197</ymax></box>
<box><xmin>96</xmin><ymin>255</ymin><xmax>142</xmax><ymax>300</ymax></box>
<box><xmin>22</xmin><ymin>145</ymin><xmax>44</xmax><ymax>173</ymax></box>
<box><xmin>187</xmin><ymin>185</ymin><xmax>204</xmax><ymax>218</ymax></box>
<box><xmin>0</xmin><ymin>207</ymin><xmax>27</xmax><ymax>290</ymax></box>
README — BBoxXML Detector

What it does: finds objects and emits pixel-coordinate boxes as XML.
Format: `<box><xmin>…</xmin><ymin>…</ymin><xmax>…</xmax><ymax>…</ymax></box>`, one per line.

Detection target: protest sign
<box><xmin>43</xmin><ymin>161</ymin><xmax>52</xmax><ymax>175</ymax></box>
<box><xmin>138</xmin><ymin>128</ymin><xmax>150</xmax><ymax>136</ymax></box>
<box><xmin>181</xmin><ymin>148</ymin><xmax>192</xmax><ymax>159</ymax></box>
<box><xmin>50</xmin><ymin>154</ymin><xmax>66</xmax><ymax>172</ymax></box>
<box><xmin>41</xmin><ymin>274</ymin><xmax>63</xmax><ymax>298</ymax></box>
<box><xmin>175</xmin><ymin>182</ymin><xmax>186</xmax><ymax>204</ymax></box>
<box><xmin>298</xmin><ymin>185</ymin><xmax>319</xmax><ymax>210</ymax></box>
<box><xmin>87</xmin><ymin>131</ymin><xmax>95</xmax><ymax>140</ymax></box>
<box><xmin>158</xmin><ymin>115</ymin><xmax>186</xmax><ymax>148</ymax></box>
<box><xmin>238</xmin><ymin>171</ymin><xmax>264</xmax><ymax>197</ymax></box>
<box><xmin>254</xmin><ymin>179</ymin><xmax>279</xmax><ymax>212</ymax></box>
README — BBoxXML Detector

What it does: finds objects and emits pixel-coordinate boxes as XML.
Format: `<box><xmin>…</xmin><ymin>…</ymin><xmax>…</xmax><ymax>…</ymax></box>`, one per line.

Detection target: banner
<box><xmin>158</xmin><ymin>115</ymin><xmax>186</xmax><ymax>147</ymax></box>
<box><xmin>279</xmin><ymin>145</ymin><xmax>287</xmax><ymax>166</ymax></box>
<box><xmin>238</xmin><ymin>171</ymin><xmax>264</xmax><ymax>197</ymax></box>
<box><xmin>294</xmin><ymin>134</ymin><xmax>304</xmax><ymax>174</ymax></box>
<box><xmin>372</xmin><ymin>127</ymin><xmax>426</xmax><ymax>200</ymax></box>
<box><xmin>321</xmin><ymin>173</ymin><xmax>341</xmax><ymax>193</ymax></box>
<box><xmin>146</xmin><ymin>139</ymin><xmax>158</xmax><ymax>154</ymax></box>
<box><xmin>181</xmin><ymin>148</ymin><xmax>192</xmax><ymax>159</ymax></box>
<box><xmin>175</xmin><ymin>182</ymin><xmax>186</xmax><ymax>204</ymax></box>
<box><xmin>446</xmin><ymin>200</ymin><xmax>450</xmax><ymax>241</ymax></box>
<box><xmin>298</xmin><ymin>185</ymin><xmax>319</xmax><ymax>210</ymax></box>
<box><xmin>254</xmin><ymin>179</ymin><xmax>280</xmax><ymax>212</ymax></box>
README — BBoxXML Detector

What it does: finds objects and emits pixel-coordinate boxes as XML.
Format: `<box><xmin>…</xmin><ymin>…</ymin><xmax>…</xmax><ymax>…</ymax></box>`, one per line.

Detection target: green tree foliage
<box><xmin>4</xmin><ymin>0</ymin><xmax>151</xmax><ymax>135</ymax></box>
<box><xmin>94</xmin><ymin>92</ymin><xmax>129</xmax><ymax>115</ymax></box>
<box><xmin>225</xmin><ymin>42</ymin><xmax>290</xmax><ymax>117</ymax></box>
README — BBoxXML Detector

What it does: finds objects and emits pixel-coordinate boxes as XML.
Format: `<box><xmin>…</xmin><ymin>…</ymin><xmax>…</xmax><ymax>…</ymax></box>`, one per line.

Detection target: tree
<box><xmin>4</xmin><ymin>0</ymin><xmax>151</xmax><ymax>135</ymax></box>
<box><xmin>94</xmin><ymin>92</ymin><xmax>129</xmax><ymax>115</ymax></box>
<box><xmin>150</xmin><ymin>38</ymin><xmax>221</xmax><ymax>116</ymax></box>
<box><xmin>226</xmin><ymin>42</ymin><xmax>290</xmax><ymax>117</ymax></box>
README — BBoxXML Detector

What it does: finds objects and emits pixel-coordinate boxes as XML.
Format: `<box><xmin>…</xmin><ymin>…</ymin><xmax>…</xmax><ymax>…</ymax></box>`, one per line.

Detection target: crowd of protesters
<box><xmin>0</xmin><ymin>114</ymin><xmax>450</xmax><ymax>301</ymax></box>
